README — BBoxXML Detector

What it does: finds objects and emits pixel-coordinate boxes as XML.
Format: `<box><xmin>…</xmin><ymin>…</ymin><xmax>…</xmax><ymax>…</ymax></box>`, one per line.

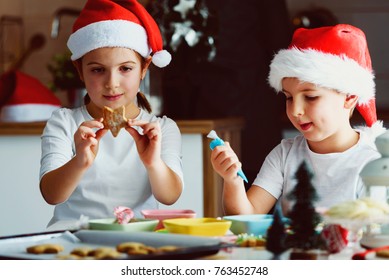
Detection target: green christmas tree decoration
<box><xmin>287</xmin><ymin>161</ymin><xmax>323</xmax><ymax>250</ymax></box>
<box><xmin>266</xmin><ymin>202</ymin><xmax>288</xmax><ymax>259</ymax></box>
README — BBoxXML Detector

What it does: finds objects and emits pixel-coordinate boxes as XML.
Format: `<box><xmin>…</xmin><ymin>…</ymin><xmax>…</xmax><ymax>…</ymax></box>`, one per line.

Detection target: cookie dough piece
<box><xmin>376</xmin><ymin>249</ymin><xmax>389</xmax><ymax>258</ymax></box>
<box><xmin>156</xmin><ymin>245</ymin><xmax>180</xmax><ymax>253</ymax></box>
<box><xmin>26</xmin><ymin>243</ymin><xmax>64</xmax><ymax>254</ymax></box>
<box><xmin>116</xmin><ymin>242</ymin><xmax>145</xmax><ymax>253</ymax></box>
<box><xmin>57</xmin><ymin>254</ymin><xmax>81</xmax><ymax>260</ymax></box>
<box><xmin>70</xmin><ymin>247</ymin><xmax>93</xmax><ymax>257</ymax></box>
<box><xmin>239</xmin><ymin>238</ymin><xmax>266</xmax><ymax>247</ymax></box>
<box><xmin>116</xmin><ymin>242</ymin><xmax>156</xmax><ymax>255</ymax></box>
<box><xmin>102</xmin><ymin>106</ymin><xmax>128</xmax><ymax>137</ymax></box>
<box><xmin>88</xmin><ymin>247</ymin><xmax>122</xmax><ymax>260</ymax></box>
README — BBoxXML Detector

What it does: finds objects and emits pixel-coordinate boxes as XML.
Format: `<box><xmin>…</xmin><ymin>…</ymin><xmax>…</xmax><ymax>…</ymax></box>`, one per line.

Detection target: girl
<box><xmin>39</xmin><ymin>0</ymin><xmax>183</xmax><ymax>227</ymax></box>
<box><xmin>211</xmin><ymin>24</ymin><xmax>385</xmax><ymax>215</ymax></box>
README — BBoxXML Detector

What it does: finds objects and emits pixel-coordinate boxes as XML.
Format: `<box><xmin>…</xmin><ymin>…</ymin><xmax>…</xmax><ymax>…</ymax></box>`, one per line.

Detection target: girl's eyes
<box><xmin>119</xmin><ymin>66</ymin><xmax>132</xmax><ymax>72</ymax></box>
<box><xmin>91</xmin><ymin>67</ymin><xmax>104</xmax><ymax>73</ymax></box>
<box><xmin>89</xmin><ymin>66</ymin><xmax>133</xmax><ymax>73</ymax></box>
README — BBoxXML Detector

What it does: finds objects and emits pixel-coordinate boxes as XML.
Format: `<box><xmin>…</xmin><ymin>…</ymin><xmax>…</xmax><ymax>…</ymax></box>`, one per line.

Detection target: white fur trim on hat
<box><xmin>268</xmin><ymin>48</ymin><xmax>375</xmax><ymax>104</ymax></box>
<box><xmin>355</xmin><ymin>121</ymin><xmax>386</xmax><ymax>141</ymax></box>
<box><xmin>67</xmin><ymin>20</ymin><xmax>151</xmax><ymax>61</ymax></box>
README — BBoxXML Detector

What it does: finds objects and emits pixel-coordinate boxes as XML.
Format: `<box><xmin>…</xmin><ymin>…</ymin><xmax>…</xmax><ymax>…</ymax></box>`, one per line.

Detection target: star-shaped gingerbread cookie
<box><xmin>102</xmin><ymin>106</ymin><xmax>128</xmax><ymax>137</ymax></box>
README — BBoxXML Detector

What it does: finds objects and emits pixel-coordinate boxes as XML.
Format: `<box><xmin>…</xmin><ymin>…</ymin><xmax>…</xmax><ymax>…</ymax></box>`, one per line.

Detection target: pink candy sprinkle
<box><xmin>114</xmin><ymin>206</ymin><xmax>134</xmax><ymax>224</ymax></box>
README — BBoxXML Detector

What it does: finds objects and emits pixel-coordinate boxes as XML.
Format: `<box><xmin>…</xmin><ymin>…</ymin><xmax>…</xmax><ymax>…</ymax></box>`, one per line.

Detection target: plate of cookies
<box><xmin>0</xmin><ymin>229</ymin><xmax>223</xmax><ymax>260</ymax></box>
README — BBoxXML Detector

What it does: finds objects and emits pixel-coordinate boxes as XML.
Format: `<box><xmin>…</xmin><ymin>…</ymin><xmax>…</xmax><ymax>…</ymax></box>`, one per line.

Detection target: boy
<box><xmin>211</xmin><ymin>24</ymin><xmax>385</xmax><ymax>215</ymax></box>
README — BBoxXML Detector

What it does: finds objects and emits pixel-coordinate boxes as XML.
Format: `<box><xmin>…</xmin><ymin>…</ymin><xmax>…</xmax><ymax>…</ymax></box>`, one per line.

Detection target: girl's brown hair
<box><xmin>75</xmin><ymin>50</ymin><xmax>152</xmax><ymax>113</ymax></box>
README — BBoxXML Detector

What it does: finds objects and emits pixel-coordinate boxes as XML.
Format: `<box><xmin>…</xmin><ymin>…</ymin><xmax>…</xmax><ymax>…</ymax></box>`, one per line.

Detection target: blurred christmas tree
<box><xmin>287</xmin><ymin>161</ymin><xmax>323</xmax><ymax>251</ymax></box>
<box><xmin>146</xmin><ymin>0</ymin><xmax>218</xmax><ymax>63</ymax></box>
<box><xmin>266</xmin><ymin>202</ymin><xmax>288</xmax><ymax>259</ymax></box>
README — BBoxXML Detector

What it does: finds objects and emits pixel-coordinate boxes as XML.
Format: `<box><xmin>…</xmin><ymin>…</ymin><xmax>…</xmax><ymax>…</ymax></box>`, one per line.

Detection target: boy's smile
<box><xmin>299</xmin><ymin>122</ymin><xmax>313</xmax><ymax>131</ymax></box>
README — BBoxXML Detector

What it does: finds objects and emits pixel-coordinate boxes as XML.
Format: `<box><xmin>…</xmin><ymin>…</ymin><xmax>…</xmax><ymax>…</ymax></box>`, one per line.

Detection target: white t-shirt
<box><xmin>40</xmin><ymin>106</ymin><xmax>183</xmax><ymax>226</ymax></box>
<box><xmin>253</xmin><ymin>131</ymin><xmax>380</xmax><ymax>213</ymax></box>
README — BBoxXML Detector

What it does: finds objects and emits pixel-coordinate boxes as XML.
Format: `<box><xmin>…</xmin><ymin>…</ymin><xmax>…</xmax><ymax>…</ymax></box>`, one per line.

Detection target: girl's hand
<box><xmin>125</xmin><ymin>119</ymin><xmax>161</xmax><ymax>167</ymax></box>
<box><xmin>211</xmin><ymin>142</ymin><xmax>242</xmax><ymax>183</ymax></box>
<box><xmin>73</xmin><ymin>118</ymin><xmax>108</xmax><ymax>168</ymax></box>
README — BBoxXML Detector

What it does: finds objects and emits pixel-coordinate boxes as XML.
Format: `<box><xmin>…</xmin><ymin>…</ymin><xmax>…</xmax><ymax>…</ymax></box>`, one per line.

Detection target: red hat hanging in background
<box><xmin>67</xmin><ymin>0</ymin><xmax>171</xmax><ymax>68</ymax></box>
<box><xmin>268</xmin><ymin>24</ymin><xmax>385</xmax><ymax>137</ymax></box>
<box><xmin>0</xmin><ymin>71</ymin><xmax>61</xmax><ymax>122</ymax></box>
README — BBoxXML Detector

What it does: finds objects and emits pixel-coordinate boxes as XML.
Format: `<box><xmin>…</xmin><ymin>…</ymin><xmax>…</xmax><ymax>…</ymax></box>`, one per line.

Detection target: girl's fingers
<box><xmin>77</xmin><ymin>126</ymin><xmax>96</xmax><ymax>139</ymax></box>
<box><xmin>80</xmin><ymin>119</ymin><xmax>104</xmax><ymax>129</ymax></box>
<box><xmin>95</xmin><ymin>128</ymin><xmax>109</xmax><ymax>141</ymax></box>
<box><xmin>76</xmin><ymin>119</ymin><xmax>105</xmax><ymax>139</ymax></box>
<box><xmin>125</xmin><ymin>126</ymin><xmax>142</xmax><ymax>142</ymax></box>
<box><xmin>144</xmin><ymin>126</ymin><xmax>160</xmax><ymax>140</ymax></box>
<box><xmin>127</xmin><ymin>120</ymin><xmax>160</xmax><ymax>140</ymax></box>
<box><xmin>127</xmin><ymin>119</ymin><xmax>149</xmax><ymax>127</ymax></box>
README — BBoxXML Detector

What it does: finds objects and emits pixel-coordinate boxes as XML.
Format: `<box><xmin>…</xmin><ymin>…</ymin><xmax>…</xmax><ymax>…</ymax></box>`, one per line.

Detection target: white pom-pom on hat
<box><xmin>152</xmin><ymin>50</ymin><xmax>172</xmax><ymax>68</ymax></box>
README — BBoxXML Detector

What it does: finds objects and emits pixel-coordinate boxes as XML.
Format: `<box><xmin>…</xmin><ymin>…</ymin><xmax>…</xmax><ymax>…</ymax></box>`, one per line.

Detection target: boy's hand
<box><xmin>125</xmin><ymin>119</ymin><xmax>161</xmax><ymax>167</ymax></box>
<box><xmin>210</xmin><ymin>142</ymin><xmax>242</xmax><ymax>183</ymax></box>
<box><xmin>74</xmin><ymin>118</ymin><xmax>107</xmax><ymax>168</ymax></box>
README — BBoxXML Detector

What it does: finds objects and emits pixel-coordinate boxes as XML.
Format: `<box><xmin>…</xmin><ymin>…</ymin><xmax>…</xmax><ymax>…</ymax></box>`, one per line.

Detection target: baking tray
<box><xmin>0</xmin><ymin>230</ymin><xmax>223</xmax><ymax>260</ymax></box>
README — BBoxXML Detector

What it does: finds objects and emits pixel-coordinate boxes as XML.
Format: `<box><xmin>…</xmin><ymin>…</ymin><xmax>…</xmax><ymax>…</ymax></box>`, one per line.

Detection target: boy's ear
<box><xmin>344</xmin><ymin>94</ymin><xmax>358</xmax><ymax>109</ymax></box>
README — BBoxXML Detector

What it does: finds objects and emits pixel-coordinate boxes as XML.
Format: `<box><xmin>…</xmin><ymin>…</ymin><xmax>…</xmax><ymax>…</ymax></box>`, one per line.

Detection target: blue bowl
<box><xmin>223</xmin><ymin>214</ymin><xmax>275</xmax><ymax>236</ymax></box>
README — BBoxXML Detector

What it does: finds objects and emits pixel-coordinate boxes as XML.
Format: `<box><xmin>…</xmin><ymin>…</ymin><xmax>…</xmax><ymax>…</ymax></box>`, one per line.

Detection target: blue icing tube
<box><xmin>209</xmin><ymin>133</ymin><xmax>248</xmax><ymax>183</ymax></box>
<box><xmin>210</xmin><ymin>138</ymin><xmax>224</xmax><ymax>150</ymax></box>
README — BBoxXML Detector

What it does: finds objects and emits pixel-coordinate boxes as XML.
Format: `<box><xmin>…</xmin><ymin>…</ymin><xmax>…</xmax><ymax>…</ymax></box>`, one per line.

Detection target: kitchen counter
<box><xmin>0</xmin><ymin>118</ymin><xmax>244</xmax><ymax>220</ymax></box>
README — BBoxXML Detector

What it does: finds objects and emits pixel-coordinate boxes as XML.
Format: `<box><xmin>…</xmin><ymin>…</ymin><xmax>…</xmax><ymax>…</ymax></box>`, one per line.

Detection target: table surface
<box><xmin>201</xmin><ymin>246</ymin><xmax>356</xmax><ymax>260</ymax></box>
<box><xmin>1</xmin><ymin>220</ymin><xmax>381</xmax><ymax>260</ymax></box>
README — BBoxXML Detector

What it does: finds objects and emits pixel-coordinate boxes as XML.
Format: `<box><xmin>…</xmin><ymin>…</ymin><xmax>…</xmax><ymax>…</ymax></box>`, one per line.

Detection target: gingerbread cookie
<box><xmin>56</xmin><ymin>254</ymin><xmax>82</xmax><ymax>260</ymax></box>
<box><xmin>88</xmin><ymin>247</ymin><xmax>123</xmax><ymax>260</ymax></box>
<box><xmin>102</xmin><ymin>106</ymin><xmax>128</xmax><ymax>137</ymax></box>
<box><xmin>376</xmin><ymin>249</ymin><xmax>389</xmax><ymax>258</ymax></box>
<box><xmin>156</xmin><ymin>245</ymin><xmax>180</xmax><ymax>253</ymax></box>
<box><xmin>116</xmin><ymin>242</ymin><xmax>156</xmax><ymax>255</ymax></box>
<box><xmin>70</xmin><ymin>247</ymin><xmax>93</xmax><ymax>257</ymax></box>
<box><xmin>26</xmin><ymin>243</ymin><xmax>64</xmax><ymax>254</ymax></box>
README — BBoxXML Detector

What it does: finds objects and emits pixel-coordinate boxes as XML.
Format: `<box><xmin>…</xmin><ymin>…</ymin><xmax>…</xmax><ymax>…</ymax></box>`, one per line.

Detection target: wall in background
<box><xmin>0</xmin><ymin>0</ymin><xmax>84</xmax><ymax>106</ymax></box>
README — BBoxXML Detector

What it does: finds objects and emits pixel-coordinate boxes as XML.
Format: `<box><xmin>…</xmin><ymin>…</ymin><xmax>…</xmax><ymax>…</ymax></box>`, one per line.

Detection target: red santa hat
<box><xmin>0</xmin><ymin>71</ymin><xmax>61</xmax><ymax>122</ymax></box>
<box><xmin>268</xmin><ymin>24</ymin><xmax>384</xmax><ymax>134</ymax></box>
<box><xmin>67</xmin><ymin>0</ymin><xmax>171</xmax><ymax>68</ymax></box>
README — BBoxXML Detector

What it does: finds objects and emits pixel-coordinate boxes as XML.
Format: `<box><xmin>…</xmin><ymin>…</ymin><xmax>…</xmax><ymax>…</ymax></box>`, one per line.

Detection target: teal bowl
<box><xmin>223</xmin><ymin>214</ymin><xmax>275</xmax><ymax>236</ymax></box>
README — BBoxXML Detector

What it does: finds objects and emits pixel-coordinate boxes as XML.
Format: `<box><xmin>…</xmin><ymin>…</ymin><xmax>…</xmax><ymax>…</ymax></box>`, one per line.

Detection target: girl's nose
<box><xmin>105</xmin><ymin>72</ymin><xmax>119</xmax><ymax>89</ymax></box>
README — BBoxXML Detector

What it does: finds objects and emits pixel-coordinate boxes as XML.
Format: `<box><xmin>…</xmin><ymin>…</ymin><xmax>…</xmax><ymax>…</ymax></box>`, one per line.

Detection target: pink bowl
<box><xmin>141</xmin><ymin>209</ymin><xmax>196</xmax><ymax>230</ymax></box>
